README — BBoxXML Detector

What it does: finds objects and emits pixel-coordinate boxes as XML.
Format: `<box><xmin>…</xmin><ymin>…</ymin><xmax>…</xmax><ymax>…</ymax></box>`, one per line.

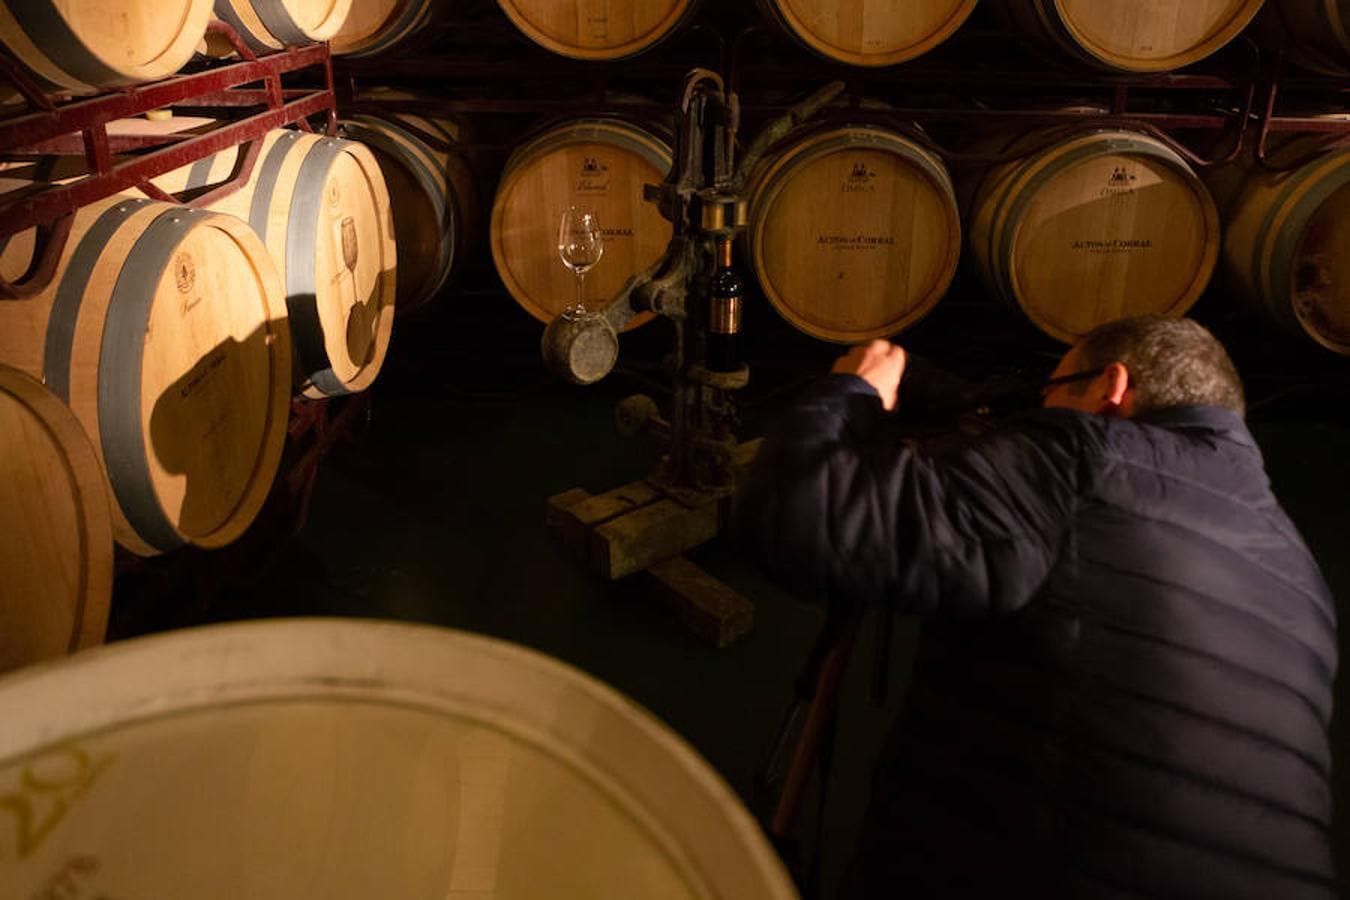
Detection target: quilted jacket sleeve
<box><xmin>732</xmin><ymin>373</ymin><xmax>1092</xmax><ymax>617</ymax></box>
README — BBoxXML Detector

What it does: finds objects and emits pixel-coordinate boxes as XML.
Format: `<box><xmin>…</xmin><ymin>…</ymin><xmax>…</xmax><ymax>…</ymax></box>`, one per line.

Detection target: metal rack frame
<box><xmin>0</xmin><ymin>21</ymin><xmax>337</xmax><ymax>298</ymax></box>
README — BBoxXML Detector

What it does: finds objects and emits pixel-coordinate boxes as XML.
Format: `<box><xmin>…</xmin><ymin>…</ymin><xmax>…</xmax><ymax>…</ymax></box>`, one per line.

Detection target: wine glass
<box><xmin>557</xmin><ymin>205</ymin><xmax>604</xmax><ymax>317</ymax></box>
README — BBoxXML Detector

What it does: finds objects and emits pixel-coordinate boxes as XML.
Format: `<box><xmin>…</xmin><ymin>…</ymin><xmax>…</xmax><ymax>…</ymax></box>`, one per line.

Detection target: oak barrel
<box><xmin>992</xmin><ymin>0</ymin><xmax>1265</xmax><ymax>72</ymax></box>
<box><xmin>495</xmin><ymin>0</ymin><xmax>698</xmax><ymax>60</ymax></box>
<box><xmin>0</xmin><ymin>195</ymin><xmax>292</xmax><ymax>557</ymax></box>
<box><xmin>490</xmin><ymin>117</ymin><xmax>673</xmax><ymax>329</ymax></box>
<box><xmin>0</xmin><ymin>619</ymin><xmax>799</xmax><ymax>899</ymax></box>
<box><xmin>965</xmin><ymin>128</ymin><xmax>1220</xmax><ymax>343</ymax></box>
<box><xmin>0</xmin><ymin>364</ymin><xmax>113</xmax><ymax>673</ymax></box>
<box><xmin>341</xmin><ymin>107</ymin><xmax>478</xmax><ymax>314</ymax></box>
<box><xmin>330</xmin><ymin>0</ymin><xmax>434</xmax><ymax>56</ymax></box>
<box><xmin>1208</xmin><ymin>138</ymin><xmax>1350</xmax><ymax>353</ymax></box>
<box><xmin>1266</xmin><ymin>0</ymin><xmax>1350</xmax><ymax>75</ymax></box>
<box><xmin>155</xmin><ymin>129</ymin><xmax>397</xmax><ymax>398</ymax></box>
<box><xmin>746</xmin><ymin>123</ymin><xmax>961</xmax><ymax>343</ymax></box>
<box><xmin>212</xmin><ymin>0</ymin><xmax>353</xmax><ymax>53</ymax></box>
<box><xmin>0</xmin><ymin>0</ymin><xmax>212</xmax><ymax>94</ymax></box>
<box><xmin>757</xmin><ymin>0</ymin><xmax>979</xmax><ymax>67</ymax></box>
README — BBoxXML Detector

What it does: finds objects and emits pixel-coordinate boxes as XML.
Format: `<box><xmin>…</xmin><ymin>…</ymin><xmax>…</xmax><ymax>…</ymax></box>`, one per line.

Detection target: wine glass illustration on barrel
<box><xmin>557</xmin><ymin>205</ymin><xmax>604</xmax><ymax>317</ymax></box>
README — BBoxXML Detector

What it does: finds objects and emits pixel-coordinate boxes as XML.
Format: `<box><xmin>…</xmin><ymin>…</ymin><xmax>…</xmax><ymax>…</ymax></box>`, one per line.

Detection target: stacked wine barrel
<box><xmin>1207</xmin><ymin>134</ymin><xmax>1350</xmax><ymax>354</ymax></box>
<box><xmin>0</xmin><ymin>189</ymin><xmax>294</xmax><ymax>559</ymax></box>
<box><xmin>152</xmin><ymin>129</ymin><xmax>398</xmax><ymax>397</ymax></box>
<box><xmin>340</xmin><ymin>97</ymin><xmax>480</xmax><ymax>315</ymax></box>
<box><xmin>745</xmin><ymin>123</ymin><xmax>961</xmax><ymax>343</ymax></box>
<box><xmin>0</xmin><ymin>0</ymin><xmax>212</xmax><ymax>97</ymax></box>
<box><xmin>480</xmin><ymin>1</ymin><xmax>1348</xmax><ymax>347</ymax></box>
<box><xmin>0</xmin><ymin>364</ymin><xmax>113</xmax><ymax>674</ymax></box>
<box><xmin>490</xmin><ymin>116</ymin><xmax>674</xmax><ymax>330</ymax></box>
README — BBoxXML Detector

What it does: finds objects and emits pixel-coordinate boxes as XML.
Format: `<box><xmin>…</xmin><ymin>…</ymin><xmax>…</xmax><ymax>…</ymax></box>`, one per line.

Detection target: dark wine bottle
<box><xmin>706</xmin><ymin>237</ymin><xmax>743</xmax><ymax>372</ymax></box>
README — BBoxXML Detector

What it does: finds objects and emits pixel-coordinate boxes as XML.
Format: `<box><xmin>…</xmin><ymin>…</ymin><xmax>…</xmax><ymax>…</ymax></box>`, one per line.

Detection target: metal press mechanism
<box><xmin>543</xmin><ymin>69</ymin><xmax>843</xmax><ymax>647</ymax></box>
<box><xmin>542</xmin><ymin>68</ymin><xmax>843</xmax><ymax>497</ymax></box>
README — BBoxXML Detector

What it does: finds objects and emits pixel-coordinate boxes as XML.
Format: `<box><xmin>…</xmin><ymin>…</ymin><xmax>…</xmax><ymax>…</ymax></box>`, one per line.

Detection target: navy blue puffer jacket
<box><xmin>733</xmin><ymin>375</ymin><xmax>1338</xmax><ymax>898</ymax></box>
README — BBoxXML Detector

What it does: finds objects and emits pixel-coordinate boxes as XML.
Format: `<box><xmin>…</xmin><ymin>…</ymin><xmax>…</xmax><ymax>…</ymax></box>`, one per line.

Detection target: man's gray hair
<box><xmin>1073</xmin><ymin>316</ymin><xmax>1246</xmax><ymax>415</ymax></box>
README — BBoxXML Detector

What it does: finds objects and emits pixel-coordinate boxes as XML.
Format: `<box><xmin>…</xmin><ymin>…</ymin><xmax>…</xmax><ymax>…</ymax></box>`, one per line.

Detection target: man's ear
<box><xmin>1099</xmin><ymin>361</ymin><xmax>1133</xmax><ymax>416</ymax></box>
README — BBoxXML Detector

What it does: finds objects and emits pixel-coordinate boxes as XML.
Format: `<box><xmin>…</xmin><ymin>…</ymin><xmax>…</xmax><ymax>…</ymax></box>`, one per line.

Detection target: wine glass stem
<box><xmin>576</xmin><ymin>272</ymin><xmax>586</xmax><ymax>314</ymax></box>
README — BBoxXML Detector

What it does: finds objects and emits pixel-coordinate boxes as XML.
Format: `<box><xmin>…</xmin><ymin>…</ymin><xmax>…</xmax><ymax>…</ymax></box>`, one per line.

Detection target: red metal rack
<box><xmin>0</xmin><ymin>20</ymin><xmax>337</xmax><ymax>298</ymax></box>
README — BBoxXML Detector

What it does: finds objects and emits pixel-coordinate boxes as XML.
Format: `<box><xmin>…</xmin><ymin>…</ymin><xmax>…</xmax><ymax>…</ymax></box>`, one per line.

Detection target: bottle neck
<box><xmin>715</xmin><ymin>238</ymin><xmax>733</xmax><ymax>269</ymax></box>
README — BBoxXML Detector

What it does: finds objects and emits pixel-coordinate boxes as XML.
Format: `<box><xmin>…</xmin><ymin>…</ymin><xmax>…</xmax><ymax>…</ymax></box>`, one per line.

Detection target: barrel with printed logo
<box><xmin>965</xmin><ymin>128</ymin><xmax>1220</xmax><ymax>343</ymax></box>
<box><xmin>0</xmin><ymin>0</ymin><xmax>212</xmax><ymax>95</ymax></box>
<box><xmin>341</xmin><ymin>108</ymin><xmax>478</xmax><ymax>314</ymax></box>
<box><xmin>746</xmin><ymin>123</ymin><xmax>961</xmax><ymax>343</ymax></box>
<box><xmin>1207</xmin><ymin>137</ymin><xmax>1350</xmax><ymax>354</ymax></box>
<box><xmin>0</xmin><ymin>364</ymin><xmax>113</xmax><ymax>673</ymax></box>
<box><xmin>756</xmin><ymin>0</ymin><xmax>979</xmax><ymax>66</ymax></box>
<box><xmin>991</xmin><ymin>0</ymin><xmax>1265</xmax><ymax>72</ymax></box>
<box><xmin>490</xmin><ymin>117</ymin><xmax>673</xmax><ymax>329</ymax></box>
<box><xmin>0</xmin><ymin>194</ymin><xmax>292</xmax><ymax>557</ymax></box>
<box><xmin>154</xmin><ymin>129</ymin><xmax>397</xmax><ymax>398</ymax></box>
<box><xmin>495</xmin><ymin>0</ymin><xmax>699</xmax><ymax>60</ymax></box>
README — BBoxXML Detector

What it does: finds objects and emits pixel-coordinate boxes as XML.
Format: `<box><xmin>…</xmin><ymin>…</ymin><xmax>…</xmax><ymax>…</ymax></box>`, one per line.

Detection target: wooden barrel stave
<box><xmin>747</xmin><ymin>124</ymin><xmax>961</xmax><ymax>343</ymax></box>
<box><xmin>0</xmin><ymin>0</ymin><xmax>213</xmax><ymax>93</ymax></box>
<box><xmin>757</xmin><ymin>0</ymin><xmax>979</xmax><ymax>67</ymax></box>
<box><xmin>992</xmin><ymin>0</ymin><xmax>1265</xmax><ymax>72</ymax></box>
<box><xmin>1213</xmin><ymin>143</ymin><xmax>1350</xmax><ymax>353</ymax></box>
<box><xmin>212</xmin><ymin>0</ymin><xmax>353</xmax><ymax>52</ymax></box>
<box><xmin>330</xmin><ymin>0</ymin><xmax>434</xmax><ymax>56</ymax></box>
<box><xmin>1267</xmin><ymin>0</ymin><xmax>1350</xmax><ymax>76</ymax></box>
<box><xmin>495</xmin><ymin>0</ymin><xmax>698</xmax><ymax>60</ymax></box>
<box><xmin>0</xmin><ymin>364</ymin><xmax>113</xmax><ymax>673</ymax></box>
<box><xmin>341</xmin><ymin>110</ymin><xmax>478</xmax><ymax>314</ymax></box>
<box><xmin>490</xmin><ymin>117</ymin><xmax>673</xmax><ymax>329</ymax></box>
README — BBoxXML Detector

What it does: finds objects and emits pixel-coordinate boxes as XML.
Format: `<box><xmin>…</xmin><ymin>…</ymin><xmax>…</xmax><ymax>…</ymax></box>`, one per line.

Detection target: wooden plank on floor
<box><xmin>646</xmin><ymin>555</ymin><xmax>754</xmax><ymax>648</ymax></box>
<box><xmin>591</xmin><ymin>497</ymin><xmax>719</xmax><ymax>580</ymax></box>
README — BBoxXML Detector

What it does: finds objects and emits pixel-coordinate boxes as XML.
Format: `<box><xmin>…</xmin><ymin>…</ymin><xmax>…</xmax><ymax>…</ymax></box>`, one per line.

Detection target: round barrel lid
<box><xmin>0</xmin><ymin>618</ymin><xmax>798</xmax><ymax>900</ymax></box>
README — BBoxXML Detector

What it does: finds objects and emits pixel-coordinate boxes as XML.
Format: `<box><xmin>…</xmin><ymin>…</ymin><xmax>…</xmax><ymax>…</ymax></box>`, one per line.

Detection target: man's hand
<box><xmin>831</xmin><ymin>340</ymin><xmax>907</xmax><ymax>411</ymax></box>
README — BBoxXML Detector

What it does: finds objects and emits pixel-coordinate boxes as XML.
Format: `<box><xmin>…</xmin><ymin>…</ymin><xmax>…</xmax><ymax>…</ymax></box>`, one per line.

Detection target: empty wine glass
<box><xmin>558</xmin><ymin>205</ymin><xmax>604</xmax><ymax>317</ymax></box>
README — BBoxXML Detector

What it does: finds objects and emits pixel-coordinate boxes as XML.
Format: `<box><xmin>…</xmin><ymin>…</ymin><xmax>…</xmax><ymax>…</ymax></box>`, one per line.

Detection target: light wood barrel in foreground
<box><xmin>0</xmin><ymin>364</ymin><xmax>112</xmax><ymax>674</ymax></box>
<box><xmin>496</xmin><ymin>0</ymin><xmax>698</xmax><ymax>60</ymax></box>
<box><xmin>747</xmin><ymin>124</ymin><xmax>961</xmax><ymax>343</ymax></box>
<box><xmin>966</xmin><ymin>128</ymin><xmax>1219</xmax><ymax>343</ymax></box>
<box><xmin>993</xmin><ymin>0</ymin><xmax>1265</xmax><ymax>72</ymax></box>
<box><xmin>0</xmin><ymin>0</ymin><xmax>212</xmax><ymax>94</ymax></box>
<box><xmin>155</xmin><ymin>129</ymin><xmax>397</xmax><ymax>398</ymax></box>
<box><xmin>341</xmin><ymin>110</ymin><xmax>478</xmax><ymax>314</ymax></box>
<box><xmin>1209</xmin><ymin>142</ymin><xmax>1350</xmax><ymax>354</ymax></box>
<box><xmin>757</xmin><ymin>0</ymin><xmax>979</xmax><ymax>67</ymax></box>
<box><xmin>491</xmin><ymin>117</ymin><xmax>673</xmax><ymax>329</ymax></box>
<box><xmin>0</xmin><ymin>618</ymin><xmax>799</xmax><ymax>900</ymax></box>
<box><xmin>0</xmin><ymin>195</ymin><xmax>292</xmax><ymax>557</ymax></box>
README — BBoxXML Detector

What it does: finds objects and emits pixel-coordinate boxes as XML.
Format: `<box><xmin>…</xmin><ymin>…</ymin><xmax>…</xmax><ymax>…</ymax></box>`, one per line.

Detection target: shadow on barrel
<box><xmin>146</xmin><ymin>321</ymin><xmax>289</xmax><ymax>553</ymax></box>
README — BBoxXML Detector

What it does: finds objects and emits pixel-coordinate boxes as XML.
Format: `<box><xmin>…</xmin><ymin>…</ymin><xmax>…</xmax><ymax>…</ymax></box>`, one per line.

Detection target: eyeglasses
<box><xmin>1040</xmin><ymin>366</ymin><xmax>1107</xmax><ymax>397</ymax></box>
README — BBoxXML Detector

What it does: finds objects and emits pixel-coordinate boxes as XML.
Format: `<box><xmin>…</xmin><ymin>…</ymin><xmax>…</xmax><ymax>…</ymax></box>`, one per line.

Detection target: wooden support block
<box><xmin>646</xmin><ymin>556</ymin><xmax>754</xmax><ymax>648</ymax></box>
<box><xmin>567</xmin><ymin>482</ymin><xmax>661</xmax><ymax>527</ymax></box>
<box><xmin>545</xmin><ymin>488</ymin><xmax>594</xmax><ymax>560</ymax></box>
<box><xmin>591</xmin><ymin>498</ymin><xmax>719</xmax><ymax>580</ymax></box>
